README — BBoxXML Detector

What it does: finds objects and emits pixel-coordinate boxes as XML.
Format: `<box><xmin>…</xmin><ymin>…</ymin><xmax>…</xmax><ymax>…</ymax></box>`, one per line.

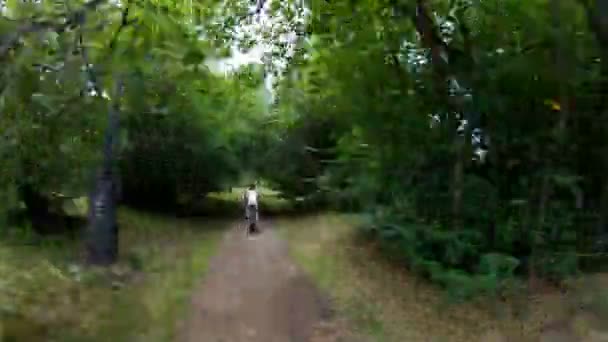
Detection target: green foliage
<box><xmin>0</xmin><ymin>210</ymin><xmax>224</xmax><ymax>341</ymax></box>
<box><xmin>265</xmin><ymin>0</ymin><xmax>608</xmax><ymax>299</ymax></box>
<box><xmin>3</xmin><ymin>0</ymin><xmax>608</xmax><ymax>302</ymax></box>
<box><xmin>257</xmin><ymin>110</ymin><xmax>341</xmax><ymax>206</ymax></box>
<box><xmin>119</xmin><ymin>71</ymin><xmax>257</xmax><ymax>210</ymax></box>
<box><xmin>0</xmin><ymin>0</ymin><xmax>271</xmax><ymax>221</ymax></box>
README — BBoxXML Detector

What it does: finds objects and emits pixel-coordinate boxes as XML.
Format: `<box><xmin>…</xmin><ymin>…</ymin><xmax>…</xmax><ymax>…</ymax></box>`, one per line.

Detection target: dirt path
<box><xmin>178</xmin><ymin>221</ymin><xmax>347</xmax><ymax>342</ymax></box>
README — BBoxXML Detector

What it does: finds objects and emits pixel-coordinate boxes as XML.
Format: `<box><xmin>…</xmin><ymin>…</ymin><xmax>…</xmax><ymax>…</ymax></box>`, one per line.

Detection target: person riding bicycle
<box><xmin>243</xmin><ymin>183</ymin><xmax>259</xmax><ymax>222</ymax></box>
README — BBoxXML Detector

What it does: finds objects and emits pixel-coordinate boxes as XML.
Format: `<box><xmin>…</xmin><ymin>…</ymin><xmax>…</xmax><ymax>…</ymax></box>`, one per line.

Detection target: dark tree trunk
<box><xmin>86</xmin><ymin>172</ymin><xmax>119</xmax><ymax>265</ymax></box>
<box><xmin>85</xmin><ymin>77</ymin><xmax>123</xmax><ymax>265</ymax></box>
<box><xmin>579</xmin><ymin>0</ymin><xmax>608</xmax><ymax>251</ymax></box>
<box><xmin>19</xmin><ymin>182</ymin><xmax>51</xmax><ymax>219</ymax></box>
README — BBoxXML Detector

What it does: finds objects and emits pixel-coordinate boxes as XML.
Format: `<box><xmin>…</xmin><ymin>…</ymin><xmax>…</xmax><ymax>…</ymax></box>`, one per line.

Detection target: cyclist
<box><xmin>242</xmin><ymin>183</ymin><xmax>259</xmax><ymax>222</ymax></box>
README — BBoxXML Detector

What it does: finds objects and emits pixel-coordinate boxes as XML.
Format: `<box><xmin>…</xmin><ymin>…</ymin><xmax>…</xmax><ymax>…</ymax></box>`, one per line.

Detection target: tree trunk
<box><xmin>19</xmin><ymin>182</ymin><xmax>51</xmax><ymax>219</ymax></box>
<box><xmin>85</xmin><ymin>77</ymin><xmax>123</xmax><ymax>265</ymax></box>
<box><xmin>581</xmin><ymin>1</ymin><xmax>608</xmax><ymax>245</ymax></box>
<box><xmin>412</xmin><ymin>0</ymin><xmax>469</xmax><ymax>229</ymax></box>
<box><xmin>86</xmin><ymin>173</ymin><xmax>119</xmax><ymax>265</ymax></box>
<box><xmin>528</xmin><ymin>0</ymin><xmax>572</xmax><ymax>281</ymax></box>
<box><xmin>452</xmin><ymin>131</ymin><xmax>467</xmax><ymax>229</ymax></box>
<box><xmin>597</xmin><ymin>182</ymin><xmax>608</xmax><ymax>246</ymax></box>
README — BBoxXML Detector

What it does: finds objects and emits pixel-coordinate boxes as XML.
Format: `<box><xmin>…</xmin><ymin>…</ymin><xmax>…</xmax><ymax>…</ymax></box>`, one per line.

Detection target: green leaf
<box><xmin>182</xmin><ymin>49</ymin><xmax>206</xmax><ymax>65</ymax></box>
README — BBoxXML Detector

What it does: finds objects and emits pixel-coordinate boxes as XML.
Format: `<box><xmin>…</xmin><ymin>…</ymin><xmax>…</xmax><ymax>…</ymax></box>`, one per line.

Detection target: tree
<box><xmin>267</xmin><ymin>0</ymin><xmax>608</xmax><ymax>297</ymax></box>
<box><xmin>0</xmin><ymin>0</ymin><xmax>271</xmax><ymax>264</ymax></box>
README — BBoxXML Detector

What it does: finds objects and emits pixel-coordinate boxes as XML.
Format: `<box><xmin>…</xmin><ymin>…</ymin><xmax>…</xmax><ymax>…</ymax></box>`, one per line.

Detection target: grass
<box><xmin>0</xmin><ymin>208</ymin><xmax>225</xmax><ymax>342</ymax></box>
<box><xmin>275</xmin><ymin>214</ymin><xmax>393</xmax><ymax>340</ymax></box>
<box><xmin>276</xmin><ymin>214</ymin><xmax>608</xmax><ymax>342</ymax></box>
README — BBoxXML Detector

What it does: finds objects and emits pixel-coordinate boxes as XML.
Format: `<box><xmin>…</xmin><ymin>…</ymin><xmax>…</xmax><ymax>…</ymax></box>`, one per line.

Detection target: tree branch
<box><xmin>108</xmin><ymin>6</ymin><xmax>137</xmax><ymax>50</ymax></box>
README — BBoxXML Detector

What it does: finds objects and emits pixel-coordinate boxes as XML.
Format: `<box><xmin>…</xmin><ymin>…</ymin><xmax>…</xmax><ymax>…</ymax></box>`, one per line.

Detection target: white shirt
<box><xmin>245</xmin><ymin>190</ymin><xmax>258</xmax><ymax>206</ymax></box>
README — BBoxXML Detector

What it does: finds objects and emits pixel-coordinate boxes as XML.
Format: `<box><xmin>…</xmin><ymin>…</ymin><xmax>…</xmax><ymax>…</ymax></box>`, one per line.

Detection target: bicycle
<box><xmin>245</xmin><ymin>205</ymin><xmax>260</xmax><ymax>236</ymax></box>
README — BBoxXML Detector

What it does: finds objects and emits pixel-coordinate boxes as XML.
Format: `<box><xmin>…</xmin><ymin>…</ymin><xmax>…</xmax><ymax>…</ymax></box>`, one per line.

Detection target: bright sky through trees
<box><xmin>208</xmin><ymin>0</ymin><xmax>307</xmax><ymax>103</ymax></box>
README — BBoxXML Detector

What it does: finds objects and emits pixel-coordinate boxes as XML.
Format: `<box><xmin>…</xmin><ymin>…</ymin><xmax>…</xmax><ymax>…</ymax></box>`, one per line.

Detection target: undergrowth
<box><xmin>277</xmin><ymin>214</ymin><xmax>608</xmax><ymax>342</ymax></box>
<box><xmin>0</xmin><ymin>208</ymin><xmax>224</xmax><ymax>342</ymax></box>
